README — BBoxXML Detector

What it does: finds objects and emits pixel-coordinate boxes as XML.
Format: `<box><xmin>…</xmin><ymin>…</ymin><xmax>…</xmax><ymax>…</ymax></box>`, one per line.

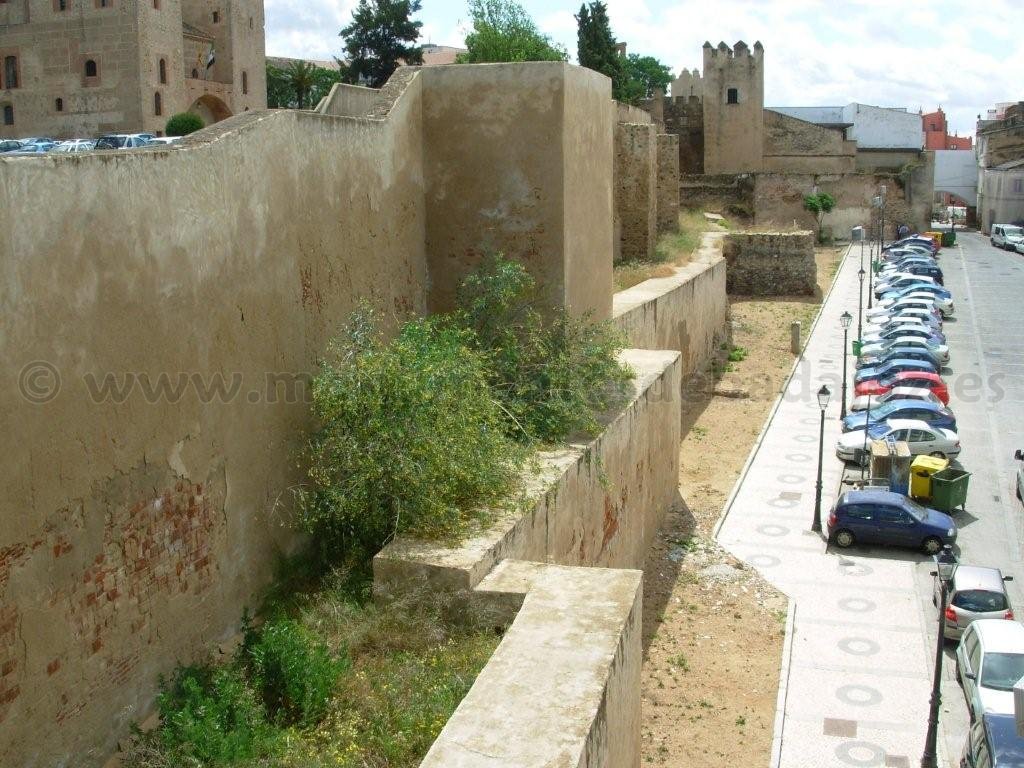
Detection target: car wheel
<box><xmin>834</xmin><ymin>529</ymin><xmax>855</xmax><ymax>548</ymax></box>
<box><xmin>1017</xmin><ymin>482</ymin><xmax>1022</xmax><ymax>501</ymax></box>
<box><xmin>930</xmin><ymin>451</ymin><xmax>947</xmax><ymax>459</ymax></box>
<box><xmin>922</xmin><ymin>536</ymin><xmax>943</xmax><ymax>555</ymax></box>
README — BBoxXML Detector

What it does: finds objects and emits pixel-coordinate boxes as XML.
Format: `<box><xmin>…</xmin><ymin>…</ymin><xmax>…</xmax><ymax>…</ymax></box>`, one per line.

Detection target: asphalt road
<box><xmin>907</xmin><ymin>230</ymin><xmax>1024</xmax><ymax>764</ymax></box>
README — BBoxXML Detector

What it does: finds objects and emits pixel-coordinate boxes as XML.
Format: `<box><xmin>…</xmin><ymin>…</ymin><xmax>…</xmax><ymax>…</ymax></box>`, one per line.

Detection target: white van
<box><xmin>991</xmin><ymin>224</ymin><xmax>1024</xmax><ymax>250</ymax></box>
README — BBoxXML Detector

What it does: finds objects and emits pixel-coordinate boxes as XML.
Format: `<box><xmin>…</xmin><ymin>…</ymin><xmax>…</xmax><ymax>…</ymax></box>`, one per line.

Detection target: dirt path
<box><xmin>639</xmin><ymin>247</ymin><xmax>843</xmax><ymax>767</ymax></box>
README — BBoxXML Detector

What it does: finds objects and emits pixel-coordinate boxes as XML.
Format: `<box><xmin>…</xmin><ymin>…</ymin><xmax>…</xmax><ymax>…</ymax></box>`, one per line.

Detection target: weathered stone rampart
<box><xmin>0</xmin><ymin>61</ymin><xmax>617</xmax><ymax>768</ymax></box>
<box><xmin>723</xmin><ymin>231</ymin><xmax>817</xmax><ymax>296</ymax></box>
<box><xmin>656</xmin><ymin>133</ymin><xmax>681</xmax><ymax>234</ymax></box>
<box><xmin>614</xmin><ymin>122</ymin><xmax>658</xmax><ymax>262</ymax></box>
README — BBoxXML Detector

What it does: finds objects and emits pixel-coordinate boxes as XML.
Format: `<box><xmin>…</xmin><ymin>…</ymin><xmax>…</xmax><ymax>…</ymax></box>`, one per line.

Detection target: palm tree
<box><xmin>285</xmin><ymin>61</ymin><xmax>318</xmax><ymax>110</ymax></box>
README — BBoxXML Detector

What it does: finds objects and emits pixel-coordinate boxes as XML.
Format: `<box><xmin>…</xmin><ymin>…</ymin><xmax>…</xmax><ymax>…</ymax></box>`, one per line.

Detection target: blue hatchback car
<box><xmin>882</xmin><ymin>283</ymin><xmax>952</xmax><ymax>301</ymax></box>
<box><xmin>962</xmin><ymin>712</ymin><xmax>1024</xmax><ymax>767</ymax></box>
<box><xmin>827</xmin><ymin>489</ymin><xmax>957</xmax><ymax>554</ymax></box>
<box><xmin>841</xmin><ymin>399</ymin><xmax>957</xmax><ymax>433</ymax></box>
<box><xmin>855</xmin><ymin>359</ymin><xmax>939</xmax><ymax>384</ymax></box>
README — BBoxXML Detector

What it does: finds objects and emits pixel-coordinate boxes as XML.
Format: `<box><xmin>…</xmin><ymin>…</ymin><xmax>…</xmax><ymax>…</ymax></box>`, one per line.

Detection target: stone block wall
<box><xmin>680</xmin><ymin>172</ymin><xmax>754</xmax><ymax>219</ymax></box>
<box><xmin>0</xmin><ymin>62</ymin><xmax>618</xmax><ymax>768</ymax></box>
<box><xmin>613</xmin><ymin>232</ymin><xmax>728</xmax><ymax>378</ymax></box>
<box><xmin>614</xmin><ymin>122</ymin><xmax>658</xmax><ymax>262</ymax></box>
<box><xmin>656</xmin><ymin>133</ymin><xmax>680</xmax><ymax>234</ymax></box>
<box><xmin>723</xmin><ymin>231</ymin><xmax>817</xmax><ymax>296</ymax></box>
<box><xmin>662</xmin><ymin>95</ymin><xmax>704</xmax><ymax>174</ymax></box>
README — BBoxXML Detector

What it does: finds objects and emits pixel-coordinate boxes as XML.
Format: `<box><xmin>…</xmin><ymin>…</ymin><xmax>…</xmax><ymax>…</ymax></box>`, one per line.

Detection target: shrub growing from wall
<box><xmin>165</xmin><ymin>112</ymin><xmax>205</xmax><ymax>136</ymax></box>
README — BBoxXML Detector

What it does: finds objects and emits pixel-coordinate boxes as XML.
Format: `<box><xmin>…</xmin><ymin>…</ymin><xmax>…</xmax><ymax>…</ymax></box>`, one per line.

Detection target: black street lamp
<box><xmin>921</xmin><ymin>546</ymin><xmax>959</xmax><ymax>768</ymax></box>
<box><xmin>857</xmin><ymin>266</ymin><xmax>866</xmax><ymax>342</ymax></box>
<box><xmin>811</xmin><ymin>384</ymin><xmax>831</xmax><ymax>533</ymax></box>
<box><xmin>840</xmin><ymin>312</ymin><xmax>853</xmax><ymax>419</ymax></box>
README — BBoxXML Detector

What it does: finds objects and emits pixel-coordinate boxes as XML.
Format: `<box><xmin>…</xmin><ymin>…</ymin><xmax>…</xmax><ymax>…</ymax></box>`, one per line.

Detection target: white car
<box><xmin>144</xmin><ymin>136</ymin><xmax>179</xmax><ymax>146</ymax></box>
<box><xmin>955</xmin><ymin>619</ymin><xmax>1024</xmax><ymax>719</ymax></box>
<box><xmin>863</xmin><ymin>324</ymin><xmax>945</xmax><ymax>345</ymax></box>
<box><xmin>850</xmin><ymin>386</ymin><xmax>944</xmax><ymax>413</ymax></box>
<box><xmin>50</xmin><ymin>139</ymin><xmax>96</xmax><ymax>153</ymax></box>
<box><xmin>866</xmin><ymin>301</ymin><xmax>942</xmax><ymax>324</ymax></box>
<box><xmin>877</xmin><ymin>292</ymin><xmax>954</xmax><ymax>317</ymax></box>
<box><xmin>860</xmin><ymin>336</ymin><xmax>950</xmax><ymax>364</ymax></box>
<box><xmin>865</xmin><ymin>308</ymin><xmax>943</xmax><ymax>331</ymax></box>
<box><xmin>836</xmin><ymin>418</ymin><xmax>960</xmax><ymax>463</ymax></box>
<box><xmin>875</xmin><ymin>274</ymin><xmax>938</xmax><ymax>296</ymax></box>
<box><xmin>991</xmin><ymin>224</ymin><xmax>1024</xmax><ymax>250</ymax></box>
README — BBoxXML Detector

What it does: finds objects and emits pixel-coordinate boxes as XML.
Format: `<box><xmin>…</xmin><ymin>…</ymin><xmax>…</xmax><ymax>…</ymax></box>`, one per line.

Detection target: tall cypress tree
<box><xmin>340</xmin><ymin>0</ymin><xmax>423</xmax><ymax>88</ymax></box>
<box><xmin>575</xmin><ymin>1</ymin><xmax>623</xmax><ymax>97</ymax></box>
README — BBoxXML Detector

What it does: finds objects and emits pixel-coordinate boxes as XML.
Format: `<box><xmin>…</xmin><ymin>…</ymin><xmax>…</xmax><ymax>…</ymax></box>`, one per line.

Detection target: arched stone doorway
<box><xmin>188</xmin><ymin>94</ymin><xmax>232</xmax><ymax>126</ymax></box>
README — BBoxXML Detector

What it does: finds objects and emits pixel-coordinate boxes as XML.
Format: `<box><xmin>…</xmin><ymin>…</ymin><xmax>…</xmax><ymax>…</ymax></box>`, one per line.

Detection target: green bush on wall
<box><xmin>165</xmin><ymin>112</ymin><xmax>205</xmax><ymax>137</ymax></box>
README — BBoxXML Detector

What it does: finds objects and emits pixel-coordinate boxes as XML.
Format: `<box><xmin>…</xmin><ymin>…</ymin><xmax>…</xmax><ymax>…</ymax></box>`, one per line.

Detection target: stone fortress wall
<box><xmin>723</xmin><ymin>230</ymin><xmax>817</xmax><ymax>296</ymax></box>
<box><xmin>0</xmin><ymin>61</ymin><xmax>721</xmax><ymax>767</ymax></box>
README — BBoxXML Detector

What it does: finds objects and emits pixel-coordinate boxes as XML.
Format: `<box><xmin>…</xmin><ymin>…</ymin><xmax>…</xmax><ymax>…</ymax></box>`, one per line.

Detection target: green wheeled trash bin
<box><xmin>852</xmin><ymin>339</ymin><xmax>863</xmax><ymax>357</ymax></box>
<box><xmin>930</xmin><ymin>467</ymin><xmax>970</xmax><ymax>513</ymax></box>
<box><xmin>941</xmin><ymin>231</ymin><xmax>957</xmax><ymax>247</ymax></box>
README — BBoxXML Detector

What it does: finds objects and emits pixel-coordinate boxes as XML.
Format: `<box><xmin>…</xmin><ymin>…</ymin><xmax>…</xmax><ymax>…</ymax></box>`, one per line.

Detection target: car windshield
<box><xmin>866</xmin><ymin>423</ymin><xmax>892</xmax><ymax>439</ymax></box>
<box><xmin>952</xmin><ymin>590</ymin><xmax>1008</xmax><ymax>612</ymax></box>
<box><xmin>981</xmin><ymin>652</ymin><xmax>1024</xmax><ymax>691</ymax></box>
<box><xmin>1004</xmin><ymin>226</ymin><xmax>1023</xmax><ymax>236</ymax></box>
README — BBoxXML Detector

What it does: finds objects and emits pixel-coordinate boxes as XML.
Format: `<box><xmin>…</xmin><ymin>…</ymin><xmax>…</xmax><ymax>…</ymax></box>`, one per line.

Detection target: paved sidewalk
<box><xmin>717</xmin><ymin>245</ymin><xmax>937</xmax><ymax>768</ymax></box>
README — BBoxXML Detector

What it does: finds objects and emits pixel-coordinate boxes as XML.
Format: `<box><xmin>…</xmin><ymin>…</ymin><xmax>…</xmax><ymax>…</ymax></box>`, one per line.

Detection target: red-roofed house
<box><xmin>923</xmin><ymin>107</ymin><xmax>973</xmax><ymax>150</ymax></box>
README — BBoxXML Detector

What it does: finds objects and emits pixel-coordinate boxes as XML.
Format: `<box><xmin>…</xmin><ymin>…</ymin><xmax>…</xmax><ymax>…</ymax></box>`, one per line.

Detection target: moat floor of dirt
<box><xmin>639</xmin><ymin>247</ymin><xmax>842</xmax><ymax>767</ymax></box>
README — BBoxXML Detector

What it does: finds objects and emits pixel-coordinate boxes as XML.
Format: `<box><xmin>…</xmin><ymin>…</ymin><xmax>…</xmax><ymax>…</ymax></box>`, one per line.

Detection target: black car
<box><xmin>962</xmin><ymin>712</ymin><xmax>1024</xmax><ymax>767</ymax></box>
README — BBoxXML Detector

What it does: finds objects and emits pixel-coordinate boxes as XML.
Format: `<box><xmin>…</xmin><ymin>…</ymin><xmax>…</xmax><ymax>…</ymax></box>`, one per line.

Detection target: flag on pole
<box><xmin>205</xmin><ymin>45</ymin><xmax>216</xmax><ymax>70</ymax></box>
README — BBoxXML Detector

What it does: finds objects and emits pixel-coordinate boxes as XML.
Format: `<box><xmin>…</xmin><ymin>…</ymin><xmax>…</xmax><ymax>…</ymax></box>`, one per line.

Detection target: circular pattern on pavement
<box><xmin>834</xmin><ymin>741</ymin><xmax>886</xmax><ymax>767</ymax></box>
<box><xmin>837</xmin><ymin>597</ymin><xmax>876</xmax><ymax>614</ymax></box>
<box><xmin>838</xmin><ymin>637</ymin><xmax>881</xmax><ymax>657</ymax></box>
<box><xmin>746</xmin><ymin>554</ymin><xmax>781</xmax><ymax>568</ymax></box>
<box><xmin>839</xmin><ymin>561</ymin><xmax>873</xmax><ymax>577</ymax></box>
<box><xmin>777</xmin><ymin>473</ymin><xmax>805</xmax><ymax>484</ymax></box>
<box><xmin>794</xmin><ymin>434</ymin><xmax>817</xmax><ymax>443</ymax></box>
<box><xmin>756</xmin><ymin>524</ymin><xmax>790</xmax><ymax>537</ymax></box>
<box><xmin>801</xmin><ymin>417</ymin><xmax>822</xmax><ymax>426</ymax></box>
<box><xmin>786</xmin><ymin>453</ymin><xmax>811</xmax><ymax>463</ymax></box>
<box><xmin>836</xmin><ymin>684</ymin><xmax>883</xmax><ymax>706</ymax></box>
<box><xmin>768</xmin><ymin>497</ymin><xmax>799</xmax><ymax>509</ymax></box>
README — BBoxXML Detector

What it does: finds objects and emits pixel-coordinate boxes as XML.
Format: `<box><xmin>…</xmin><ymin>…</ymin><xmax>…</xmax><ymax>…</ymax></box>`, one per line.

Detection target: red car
<box><xmin>853</xmin><ymin>370</ymin><xmax>950</xmax><ymax>404</ymax></box>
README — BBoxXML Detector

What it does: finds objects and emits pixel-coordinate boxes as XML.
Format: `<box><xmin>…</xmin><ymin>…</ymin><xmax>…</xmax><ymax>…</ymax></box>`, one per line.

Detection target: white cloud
<box><xmin>264</xmin><ymin>0</ymin><xmax>1019</xmax><ymax>136</ymax></box>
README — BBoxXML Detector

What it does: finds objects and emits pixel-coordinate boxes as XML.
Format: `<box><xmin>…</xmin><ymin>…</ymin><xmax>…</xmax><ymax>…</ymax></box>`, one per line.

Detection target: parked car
<box><xmin>3</xmin><ymin>143</ymin><xmax>52</xmax><ymax>155</ymax></box>
<box><xmin>880</xmin><ymin>262</ymin><xmax>942</xmax><ymax>281</ymax></box>
<box><xmin>841</xmin><ymin>399</ymin><xmax>956</xmax><ymax>434</ymax></box>
<box><xmin>143</xmin><ymin>136</ymin><xmax>179</xmax><ymax>146</ymax></box>
<box><xmin>836</xmin><ymin>418</ymin><xmax>960</xmax><ymax>462</ymax></box>
<box><xmin>875</xmin><ymin>273</ymin><xmax>938</xmax><ymax>295</ymax></box>
<box><xmin>854</xmin><ymin>370</ymin><xmax>950</xmax><ymax>404</ymax></box>
<box><xmin>855</xmin><ymin>359</ymin><xmax>939</xmax><ymax>385</ymax></box>
<box><xmin>0</xmin><ymin>139</ymin><xmax>24</xmax><ymax>153</ymax></box>
<box><xmin>826</xmin><ymin>489</ymin><xmax>957</xmax><ymax>554</ymax></box>
<box><xmin>878</xmin><ymin>291</ymin><xmax>954</xmax><ymax>317</ymax></box>
<box><xmin>860</xmin><ymin>337</ymin><xmax>950</xmax><ymax>365</ymax></box>
<box><xmin>961</xmin><ymin>712</ymin><xmax>1024</xmax><ymax>768</ymax></box>
<box><xmin>992</xmin><ymin>225</ymin><xmax>1024</xmax><ymax>251</ymax></box>
<box><xmin>936</xmin><ymin>565</ymin><xmax>1014</xmax><ymax>640</ymax></box>
<box><xmin>50</xmin><ymin>139</ymin><xmax>96</xmax><ymax>153</ymax></box>
<box><xmin>956</xmin><ymin>619</ymin><xmax>1024</xmax><ymax>719</ymax></box>
<box><xmin>94</xmin><ymin>133</ymin><xmax>155</xmax><ymax>150</ymax></box>
<box><xmin>850</xmin><ymin>385</ymin><xmax>944</xmax><ymax>413</ymax></box>
<box><xmin>865</xmin><ymin>308</ymin><xmax>943</xmax><ymax>331</ymax></box>
<box><xmin>867</xmin><ymin>298</ymin><xmax>944</xmax><ymax>321</ymax></box>
<box><xmin>1015</xmin><ymin>449</ymin><xmax>1024</xmax><ymax>501</ymax></box>
<box><xmin>863</xmin><ymin>324</ymin><xmax>946</xmax><ymax>346</ymax></box>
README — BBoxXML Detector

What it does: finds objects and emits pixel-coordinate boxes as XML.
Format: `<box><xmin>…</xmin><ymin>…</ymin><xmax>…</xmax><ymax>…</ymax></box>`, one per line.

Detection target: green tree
<box><xmin>340</xmin><ymin>0</ymin><xmax>423</xmax><ymax>88</ymax></box>
<box><xmin>803</xmin><ymin>192</ymin><xmax>837</xmax><ymax>242</ymax></box>
<box><xmin>266</xmin><ymin>62</ymin><xmax>342</xmax><ymax>109</ymax></box>
<box><xmin>621</xmin><ymin>53</ymin><xmax>672</xmax><ymax>101</ymax></box>
<box><xmin>165</xmin><ymin>112</ymin><xmax>204</xmax><ymax>136</ymax></box>
<box><xmin>458</xmin><ymin>0</ymin><xmax>567</xmax><ymax>63</ymax></box>
<box><xmin>576</xmin><ymin>2</ymin><xmax>621</xmax><ymax>92</ymax></box>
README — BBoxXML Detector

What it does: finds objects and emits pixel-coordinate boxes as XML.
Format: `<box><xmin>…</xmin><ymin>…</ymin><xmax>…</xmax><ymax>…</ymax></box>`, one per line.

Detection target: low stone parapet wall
<box><xmin>723</xmin><ymin>230</ymin><xmax>817</xmax><ymax>296</ymax></box>
<box><xmin>373</xmin><ymin>348</ymin><xmax>682</xmax><ymax>594</ymax></box>
<box><xmin>612</xmin><ymin>232</ymin><xmax>728</xmax><ymax>378</ymax></box>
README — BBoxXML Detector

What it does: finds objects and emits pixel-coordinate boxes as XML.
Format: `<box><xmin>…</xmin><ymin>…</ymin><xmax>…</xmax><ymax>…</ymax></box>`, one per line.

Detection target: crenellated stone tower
<box><xmin>702</xmin><ymin>40</ymin><xmax>764</xmax><ymax>174</ymax></box>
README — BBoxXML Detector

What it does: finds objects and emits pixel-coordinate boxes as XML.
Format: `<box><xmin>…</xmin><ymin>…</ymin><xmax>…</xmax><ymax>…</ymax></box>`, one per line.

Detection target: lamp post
<box><xmin>840</xmin><ymin>312</ymin><xmax>853</xmax><ymax>419</ymax></box>
<box><xmin>811</xmin><ymin>384</ymin><xmax>831</xmax><ymax>533</ymax></box>
<box><xmin>921</xmin><ymin>546</ymin><xmax>959</xmax><ymax>768</ymax></box>
<box><xmin>857</xmin><ymin>266</ymin><xmax>866</xmax><ymax>342</ymax></box>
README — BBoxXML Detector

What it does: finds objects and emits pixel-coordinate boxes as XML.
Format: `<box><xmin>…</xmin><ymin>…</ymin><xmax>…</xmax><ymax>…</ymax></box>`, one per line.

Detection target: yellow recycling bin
<box><xmin>910</xmin><ymin>455</ymin><xmax>950</xmax><ymax>500</ymax></box>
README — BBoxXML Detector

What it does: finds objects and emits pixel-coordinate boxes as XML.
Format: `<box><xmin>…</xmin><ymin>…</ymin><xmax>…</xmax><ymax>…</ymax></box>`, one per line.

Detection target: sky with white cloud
<box><xmin>265</xmin><ymin>0</ymin><xmax>1021</xmax><ymax>136</ymax></box>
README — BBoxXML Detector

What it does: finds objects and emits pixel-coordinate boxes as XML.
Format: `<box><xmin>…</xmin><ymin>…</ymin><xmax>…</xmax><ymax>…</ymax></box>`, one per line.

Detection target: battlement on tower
<box><xmin>702</xmin><ymin>40</ymin><xmax>764</xmax><ymax>67</ymax></box>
